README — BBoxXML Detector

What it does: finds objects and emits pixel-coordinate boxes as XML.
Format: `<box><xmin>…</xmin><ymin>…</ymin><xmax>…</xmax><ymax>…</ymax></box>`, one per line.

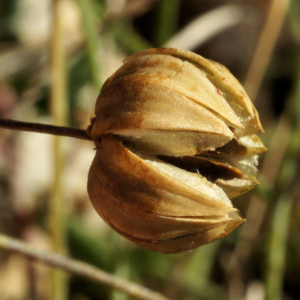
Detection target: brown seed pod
<box><xmin>87</xmin><ymin>48</ymin><xmax>266</xmax><ymax>254</ymax></box>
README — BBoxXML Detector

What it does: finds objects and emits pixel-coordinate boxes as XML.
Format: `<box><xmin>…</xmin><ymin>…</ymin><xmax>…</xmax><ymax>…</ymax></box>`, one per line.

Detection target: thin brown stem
<box><xmin>244</xmin><ymin>0</ymin><xmax>291</xmax><ymax>100</ymax></box>
<box><xmin>0</xmin><ymin>119</ymin><xmax>91</xmax><ymax>141</ymax></box>
<box><xmin>0</xmin><ymin>234</ymin><xmax>169</xmax><ymax>300</ymax></box>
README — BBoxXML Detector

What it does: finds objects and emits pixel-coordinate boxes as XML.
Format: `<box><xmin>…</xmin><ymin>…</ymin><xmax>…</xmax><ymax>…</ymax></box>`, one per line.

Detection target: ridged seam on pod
<box><xmin>87</xmin><ymin>48</ymin><xmax>266</xmax><ymax>254</ymax></box>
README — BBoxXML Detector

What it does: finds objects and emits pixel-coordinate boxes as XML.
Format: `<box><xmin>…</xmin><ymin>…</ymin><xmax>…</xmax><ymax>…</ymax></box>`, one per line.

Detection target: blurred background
<box><xmin>0</xmin><ymin>0</ymin><xmax>300</xmax><ymax>299</ymax></box>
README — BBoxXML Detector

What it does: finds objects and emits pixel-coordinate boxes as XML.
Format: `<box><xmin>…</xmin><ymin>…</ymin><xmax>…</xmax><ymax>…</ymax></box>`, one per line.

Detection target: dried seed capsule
<box><xmin>87</xmin><ymin>48</ymin><xmax>266</xmax><ymax>253</ymax></box>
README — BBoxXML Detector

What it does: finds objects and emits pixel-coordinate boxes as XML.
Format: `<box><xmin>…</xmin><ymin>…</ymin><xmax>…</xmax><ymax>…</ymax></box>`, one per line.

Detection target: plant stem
<box><xmin>113</xmin><ymin>21</ymin><xmax>153</xmax><ymax>53</ymax></box>
<box><xmin>0</xmin><ymin>234</ymin><xmax>169</xmax><ymax>300</ymax></box>
<box><xmin>0</xmin><ymin>119</ymin><xmax>91</xmax><ymax>140</ymax></box>
<box><xmin>76</xmin><ymin>0</ymin><xmax>102</xmax><ymax>91</ymax></box>
<box><xmin>265</xmin><ymin>193</ymin><xmax>293</xmax><ymax>300</ymax></box>
<box><xmin>50</xmin><ymin>0</ymin><xmax>69</xmax><ymax>298</ymax></box>
<box><xmin>244</xmin><ymin>0</ymin><xmax>291</xmax><ymax>100</ymax></box>
<box><xmin>155</xmin><ymin>0</ymin><xmax>180</xmax><ymax>47</ymax></box>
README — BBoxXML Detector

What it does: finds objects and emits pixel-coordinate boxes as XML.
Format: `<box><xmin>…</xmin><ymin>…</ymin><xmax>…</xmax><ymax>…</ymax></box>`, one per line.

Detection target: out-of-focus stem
<box><xmin>244</xmin><ymin>0</ymin><xmax>291</xmax><ymax>100</ymax></box>
<box><xmin>265</xmin><ymin>193</ymin><xmax>293</xmax><ymax>300</ymax></box>
<box><xmin>0</xmin><ymin>234</ymin><xmax>169</xmax><ymax>300</ymax></box>
<box><xmin>288</xmin><ymin>0</ymin><xmax>300</xmax><ymax>43</ymax></box>
<box><xmin>155</xmin><ymin>0</ymin><xmax>180</xmax><ymax>47</ymax></box>
<box><xmin>76</xmin><ymin>0</ymin><xmax>102</xmax><ymax>91</ymax></box>
<box><xmin>165</xmin><ymin>5</ymin><xmax>245</xmax><ymax>51</ymax></box>
<box><xmin>50</xmin><ymin>0</ymin><xmax>69</xmax><ymax>299</ymax></box>
<box><xmin>113</xmin><ymin>21</ymin><xmax>153</xmax><ymax>53</ymax></box>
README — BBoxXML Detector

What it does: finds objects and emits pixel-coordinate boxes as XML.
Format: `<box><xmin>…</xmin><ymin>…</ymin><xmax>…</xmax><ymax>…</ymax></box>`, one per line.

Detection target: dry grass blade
<box><xmin>0</xmin><ymin>234</ymin><xmax>169</xmax><ymax>300</ymax></box>
<box><xmin>244</xmin><ymin>0</ymin><xmax>291</xmax><ymax>100</ymax></box>
<box><xmin>165</xmin><ymin>5</ymin><xmax>245</xmax><ymax>50</ymax></box>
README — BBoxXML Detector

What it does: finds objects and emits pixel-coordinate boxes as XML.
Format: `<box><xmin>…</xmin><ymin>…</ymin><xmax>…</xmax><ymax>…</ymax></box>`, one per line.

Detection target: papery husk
<box><xmin>89</xmin><ymin>48</ymin><xmax>264</xmax><ymax>157</ymax></box>
<box><xmin>87</xmin><ymin>48</ymin><xmax>266</xmax><ymax>253</ymax></box>
<box><xmin>88</xmin><ymin>136</ymin><xmax>244</xmax><ymax>254</ymax></box>
<box><xmin>216</xmin><ymin>177</ymin><xmax>259</xmax><ymax>199</ymax></box>
<box><xmin>90</xmin><ymin>79</ymin><xmax>234</xmax><ymax>156</ymax></box>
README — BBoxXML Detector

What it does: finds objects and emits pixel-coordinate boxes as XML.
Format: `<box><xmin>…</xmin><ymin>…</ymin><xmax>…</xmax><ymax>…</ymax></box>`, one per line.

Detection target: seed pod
<box><xmin>87</xmin><ymin>48</ymin><xmax>266</xmax><ymax>253</ymax></box>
